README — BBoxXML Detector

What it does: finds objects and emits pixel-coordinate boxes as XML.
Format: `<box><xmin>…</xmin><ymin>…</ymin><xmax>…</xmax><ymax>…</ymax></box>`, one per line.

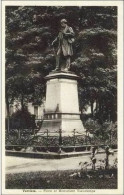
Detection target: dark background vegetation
<box><xmin>5</xmin><ymin>6</ymin><xmax>117</xmax><ymax>142</ymax></box>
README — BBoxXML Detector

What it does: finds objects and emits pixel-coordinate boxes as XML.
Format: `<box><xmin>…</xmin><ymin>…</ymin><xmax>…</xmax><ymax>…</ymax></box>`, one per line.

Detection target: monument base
<box><xmin>38</xmin><ymin>71</ymin><xmax>85</xmax><ymax>136</ymax></box>
<box><xmin>39</xmin><ymin>114</ymin><xmax>84</xmax><ymax>136</ymax></box>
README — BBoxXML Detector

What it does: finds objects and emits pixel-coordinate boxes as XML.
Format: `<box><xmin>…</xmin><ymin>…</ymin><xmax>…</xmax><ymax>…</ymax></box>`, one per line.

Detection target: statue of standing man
<box><xmin>52</xmin><ymin>19</ymin><xmax>75</xmax><ymax>71</ymax></box>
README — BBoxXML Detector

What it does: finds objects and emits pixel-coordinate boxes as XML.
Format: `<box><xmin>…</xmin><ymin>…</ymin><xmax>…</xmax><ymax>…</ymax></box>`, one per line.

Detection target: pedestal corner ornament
<box><xmin>38</xmin><ymin>70</ymin><xmax>85</xmax><ymax>136</ymax></box>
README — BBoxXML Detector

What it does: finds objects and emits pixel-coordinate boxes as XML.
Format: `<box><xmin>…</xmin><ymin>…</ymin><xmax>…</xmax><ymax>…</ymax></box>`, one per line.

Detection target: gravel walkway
<box><xmin>6</xmin><ymin>152</ymin><xmax>117</xmax><ymax>174</ymax></box>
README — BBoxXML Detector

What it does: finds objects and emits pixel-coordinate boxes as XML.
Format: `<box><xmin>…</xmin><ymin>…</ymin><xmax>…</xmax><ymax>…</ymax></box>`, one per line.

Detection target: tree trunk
<box><xmin>95</xmin><ymin>99</ymin><xmax>98</xmax><ymax>113</ymax></box>
<box><xmin>5</xmin><ymin>93</ymin><xmax>10</xmax><ymax>117</ymax></box>
<box><xmin>5</xmin><ymin>93</ymin><xmax>10</xmax><ymax>133</ymax></box>
<box><xmin>91</xmin><ymin>101</ymin><xmax>94</xmax><ymax>117</ymax></box>
<box><xmin>99</xmin><ymin>99</ymin><xmax>102</xmax><ymax>113</ymax></box>
<box><xmin>21</xmin><ymin>94</ymin><xmax>24</xmax><ymax>111</ymax></box>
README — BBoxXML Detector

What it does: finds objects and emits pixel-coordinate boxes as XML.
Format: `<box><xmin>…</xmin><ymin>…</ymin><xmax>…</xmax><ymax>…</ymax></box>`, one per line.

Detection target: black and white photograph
<box><xmin>1</xmin><ymin>0</ymin><xmax>124</xmax><ymax>194</ymax></box>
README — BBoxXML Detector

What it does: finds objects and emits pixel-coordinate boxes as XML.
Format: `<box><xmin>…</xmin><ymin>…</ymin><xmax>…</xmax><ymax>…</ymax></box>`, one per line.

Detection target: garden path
<box><xmin>6</xmin><ymin>152</ymin><xmax>117</xmax><ymax>174</ymax></box>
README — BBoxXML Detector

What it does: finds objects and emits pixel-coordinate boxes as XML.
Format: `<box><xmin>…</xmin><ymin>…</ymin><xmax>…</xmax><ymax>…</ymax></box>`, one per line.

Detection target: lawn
<box><xmin>6</xmin><ymin>169</ymin><xmax>117</xmax><ymax>189</ymax></box>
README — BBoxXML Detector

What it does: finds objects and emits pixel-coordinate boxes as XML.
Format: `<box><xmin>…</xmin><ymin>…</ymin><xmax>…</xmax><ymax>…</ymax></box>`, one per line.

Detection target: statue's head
<box><xmin>60</xmin><ymin>19</ymin><xmax>67</xmax><ymax>27</ymax></box>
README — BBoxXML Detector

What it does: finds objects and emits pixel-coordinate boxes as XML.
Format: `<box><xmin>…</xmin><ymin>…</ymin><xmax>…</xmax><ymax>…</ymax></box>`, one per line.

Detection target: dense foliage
<box><xmin>6</xmin><ymin>6</ymin><xmax>117</xmax><ymax>125</ymax></box>
<box><xmin>9</xmin><ymin>108</ymin><xmax>36</xmax><ymax>129</ymax></box>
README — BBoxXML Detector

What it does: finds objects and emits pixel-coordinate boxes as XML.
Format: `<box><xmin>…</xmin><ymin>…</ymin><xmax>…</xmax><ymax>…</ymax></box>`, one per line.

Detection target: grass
<box><xmin>6</xmin><ymin>169</ymin><xmax>117</xmax><ymax>189</ymax></box>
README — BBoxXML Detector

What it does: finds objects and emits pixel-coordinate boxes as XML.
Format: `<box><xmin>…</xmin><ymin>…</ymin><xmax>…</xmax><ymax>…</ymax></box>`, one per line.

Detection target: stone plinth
<box><xmin>38</xmin><ymin>71</ymin><xmax>85</xmax><ymax>136</ymax></box>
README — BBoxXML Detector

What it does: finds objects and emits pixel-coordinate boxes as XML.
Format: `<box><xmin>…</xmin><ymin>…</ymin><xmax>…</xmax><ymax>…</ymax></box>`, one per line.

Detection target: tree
<box><xmin>6</xmin><ymin>6</ymin><xmax>117</xmax><ymax>124</ymax></box>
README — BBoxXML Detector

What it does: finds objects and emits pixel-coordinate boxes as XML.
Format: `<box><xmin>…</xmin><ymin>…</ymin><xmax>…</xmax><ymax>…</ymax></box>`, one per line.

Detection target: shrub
<box><xmin>9</xmin><ymin>109</ymin><xmax>36</xmax><ymax>129</ymax></box>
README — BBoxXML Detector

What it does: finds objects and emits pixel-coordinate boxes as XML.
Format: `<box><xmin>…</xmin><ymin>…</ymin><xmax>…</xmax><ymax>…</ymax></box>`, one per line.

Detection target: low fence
<box><xmin>5</xmin><ymin>128</ymin><xmax>117</xmax><ymax>153</ymax></box>
<box><xmin>5</xmin><ymin>144</ymin><xmax>117</xmax><ymax>154</ymax></box>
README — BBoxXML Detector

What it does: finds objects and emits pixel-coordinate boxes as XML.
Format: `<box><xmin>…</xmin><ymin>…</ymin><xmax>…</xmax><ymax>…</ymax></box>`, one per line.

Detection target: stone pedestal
<box><xmin>38</xmin><ymin>71</ymin><xmax>85</xmax><ymax>136</ymax></box>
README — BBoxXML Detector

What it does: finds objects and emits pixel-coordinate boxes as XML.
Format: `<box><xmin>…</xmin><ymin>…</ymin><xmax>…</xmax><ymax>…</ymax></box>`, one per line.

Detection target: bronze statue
<box><xmin>52</xmin><ymin>19</ymin><xmax>75</xmax><ymax>71</ymax></box>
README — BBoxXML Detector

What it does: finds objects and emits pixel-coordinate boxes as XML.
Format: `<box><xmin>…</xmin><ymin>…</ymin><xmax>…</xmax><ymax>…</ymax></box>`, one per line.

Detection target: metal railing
<box><xmin>5</xmin><ymin>128</ymin><xmax>117</xmax><ymax>153</ymax></box>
